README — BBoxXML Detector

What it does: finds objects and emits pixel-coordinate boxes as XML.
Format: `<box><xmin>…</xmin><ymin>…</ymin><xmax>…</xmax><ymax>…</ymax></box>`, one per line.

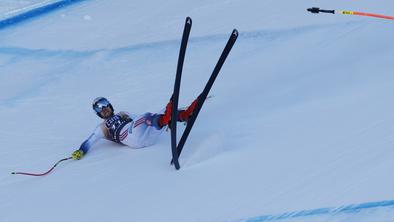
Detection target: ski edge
<box><xmin>170</xmin><ymin>17</ymin><xmax>192</xmax><ymax>170</ymax></box>
<box><xmin>175</xmin><ymin>29</ymin><xmax>239</xmax><ymax>160</ymax></box>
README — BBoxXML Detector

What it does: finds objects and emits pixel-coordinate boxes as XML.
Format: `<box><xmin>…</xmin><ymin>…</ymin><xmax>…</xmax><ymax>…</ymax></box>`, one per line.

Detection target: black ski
<box><xmin>174</xmin><ymin>29</ymin><xmax>239</xmax><ymax>168</ymax></box>
<box><xmin>170</xmin><ymin>17</ymin><xmax>192</xmax><ymax>170</ymax></box>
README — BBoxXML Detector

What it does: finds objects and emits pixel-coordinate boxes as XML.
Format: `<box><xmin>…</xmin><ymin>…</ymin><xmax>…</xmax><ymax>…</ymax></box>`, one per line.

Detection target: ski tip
<box><xmin>186</xmin><ymin>17</ymin><xmax>192</xmax><ymax>25</ymax></box>
<box><xmin>11</xmin><ymin>172</ymin><xmax>16</xmax><ymax>175</ymax></box>
<box><xmin>232</xmin><ymin>29</ymin><xmax>239</xmax><ymax>37</ymax></box>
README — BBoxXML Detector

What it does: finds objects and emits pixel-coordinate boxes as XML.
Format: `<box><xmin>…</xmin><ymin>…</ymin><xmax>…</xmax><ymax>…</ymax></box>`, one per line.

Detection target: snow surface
<box><xmin>1</xmin><ymin>0</ymin><xmax>394</xmax><ymax>222</ymax></box>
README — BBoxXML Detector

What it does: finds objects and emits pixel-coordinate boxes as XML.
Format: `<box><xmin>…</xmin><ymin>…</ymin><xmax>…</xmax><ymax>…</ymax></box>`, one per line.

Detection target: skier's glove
<box><xmin>72</xmin><ymin>149</ymin><xmax>84</xmax><ymax>160</ymax></box>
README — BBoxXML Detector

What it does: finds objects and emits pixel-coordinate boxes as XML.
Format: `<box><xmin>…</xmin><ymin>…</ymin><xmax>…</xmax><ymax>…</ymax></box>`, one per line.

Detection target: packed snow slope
<box><xmin>1</xmin><ymin>0</ymin><xmax>394</xmax><ymax>221</ymax></box>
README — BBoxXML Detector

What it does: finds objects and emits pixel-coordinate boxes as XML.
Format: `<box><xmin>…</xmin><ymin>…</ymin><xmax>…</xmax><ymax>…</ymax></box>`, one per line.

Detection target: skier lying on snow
<box><xmin>71</xmin><ymin>97</ymin><xmax>198</xmax><ymax>160</ymax></box>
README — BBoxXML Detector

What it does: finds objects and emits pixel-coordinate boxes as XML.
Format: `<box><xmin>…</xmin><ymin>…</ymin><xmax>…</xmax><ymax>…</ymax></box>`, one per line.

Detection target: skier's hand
<box><xmin>119</xmin><ymin>112</ymin><xmax>131</xmax><ymax>121</ymax></box>
<box><xmin>72</xmin><ymin>149</ymin><xmax>84</xmax><ymax>160</ymax></box>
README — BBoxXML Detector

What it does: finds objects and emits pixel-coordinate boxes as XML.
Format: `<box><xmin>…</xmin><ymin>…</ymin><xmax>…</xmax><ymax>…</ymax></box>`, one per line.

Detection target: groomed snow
<box><xmin>1</xmin><ymin>1</ymin><xmax>394</xmax><ymax>221</ymax></box>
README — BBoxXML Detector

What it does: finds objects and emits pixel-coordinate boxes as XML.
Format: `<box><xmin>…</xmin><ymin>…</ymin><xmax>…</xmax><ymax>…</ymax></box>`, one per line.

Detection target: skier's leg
<box><xmin>178</xmin><ymin>97</ymin><xmax>198</xmax><ymax>122</ymax></box>
<box><xmin>157</xmin><ymin>96</ymin><xmax>199</xmax><ymax>128</ymax></box>
<box><xmin>142</xmin><ymin>112</ymin><xmax>164</xmax><ymax>130</ymax></box>
<box><xmin>158</xmin><ymin>98</ymin><xmax>173</xmax><ymax>128</ymax></box>
<box><xmin>121</xmin><ymin>113</ymin><xmax>165</xmax><ymax>148</ymax></box>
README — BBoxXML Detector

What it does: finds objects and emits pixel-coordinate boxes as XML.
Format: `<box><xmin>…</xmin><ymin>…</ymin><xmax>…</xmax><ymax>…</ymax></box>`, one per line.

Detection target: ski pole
<box><xmin>307</xmin><ymin>7</ymin><xmax>394</xmax><ymax>21</ymax></box>
<box><xmin>11</xmin><ymin>156</ymin><xmax>72</xmax><ymax>176</ymax></box>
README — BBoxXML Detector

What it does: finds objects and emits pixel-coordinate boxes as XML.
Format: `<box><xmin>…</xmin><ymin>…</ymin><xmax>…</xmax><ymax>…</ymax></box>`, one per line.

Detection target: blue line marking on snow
<box><xmin>0</xmin><ymin>22</ymin><xmax>344</xmax><ymax>56</ymax></box>
<box><xmin>237</xmin><ymin>199</ymin><xmax>394</xmax><ymax>222</ymax></box>
<box><xmin>0</xmin><ymin>21</ymin><xmax>362</xmax><ymax>108</ymax></box>
<box><xmin>0</xmin><ymin>0</ymin><xmax>86</xmax><ymax>30</ymax></box>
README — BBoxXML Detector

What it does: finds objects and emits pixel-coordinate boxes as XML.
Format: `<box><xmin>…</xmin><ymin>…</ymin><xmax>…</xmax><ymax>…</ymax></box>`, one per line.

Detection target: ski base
<box><xmin>170</xmin><ymin>18</ymin><xmax>238</xmax><ymax>170</ymax></box>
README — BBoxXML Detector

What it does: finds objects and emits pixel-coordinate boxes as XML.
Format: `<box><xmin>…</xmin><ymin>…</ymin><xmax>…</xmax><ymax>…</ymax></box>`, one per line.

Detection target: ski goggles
<box><xmin>93</xmin><ymin>99</ymin><xmax>111</xmax><ymax>113</ymax></box>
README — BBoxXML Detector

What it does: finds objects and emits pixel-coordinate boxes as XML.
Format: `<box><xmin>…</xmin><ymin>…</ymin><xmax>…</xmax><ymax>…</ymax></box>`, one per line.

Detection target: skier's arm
<box><xmin>72</xmin><ymin>125</ymin><xmax>105</xmax><ymax>160</ymax></box>
<box><xmin>118</xmin><ymin>111</ymin><xmax>133</xmax><ymax>121</ymax></box>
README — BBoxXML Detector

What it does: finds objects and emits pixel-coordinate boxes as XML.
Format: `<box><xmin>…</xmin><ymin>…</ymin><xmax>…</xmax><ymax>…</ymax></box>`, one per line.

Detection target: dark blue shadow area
<box><xmin>0</xmin><ymin>0</ymin><xmax>86</xmax><ymax>30</ymax></box>
<box><xmin>241</xmin><ymin>199</ymin><xmax>394</xmax><ymax>222</ymax></box>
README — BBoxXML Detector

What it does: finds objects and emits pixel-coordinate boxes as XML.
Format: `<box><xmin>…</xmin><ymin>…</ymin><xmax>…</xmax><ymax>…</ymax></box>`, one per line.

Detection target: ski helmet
<box><xmin>92</xmin><ymin>97</ymin><xmax>114</xmax><ymax>118</ymax></box>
